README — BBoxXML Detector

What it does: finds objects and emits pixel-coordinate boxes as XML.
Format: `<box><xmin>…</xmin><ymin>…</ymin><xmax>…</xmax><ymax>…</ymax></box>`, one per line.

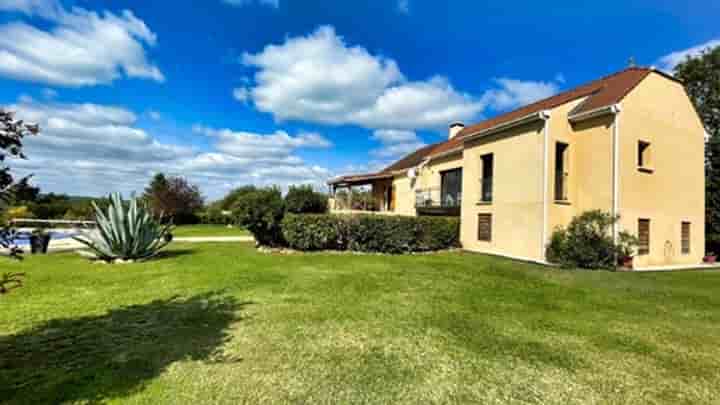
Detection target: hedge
<box><xmin>282</xmin><ymin>213</ymin><xmax>460</xmax><ymax>253</ymax></box>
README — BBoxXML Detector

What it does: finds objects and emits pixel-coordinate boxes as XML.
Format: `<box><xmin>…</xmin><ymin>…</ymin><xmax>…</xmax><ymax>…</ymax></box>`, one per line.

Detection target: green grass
<box><xmin>2</xmin><ymin>244</ymin><xmax>720</xmax><ymax>404</ymax></box>
<box><xmin>171</xmin><ymin>224</ymin><xmax>249</xmax><ymax>237</ymax></box>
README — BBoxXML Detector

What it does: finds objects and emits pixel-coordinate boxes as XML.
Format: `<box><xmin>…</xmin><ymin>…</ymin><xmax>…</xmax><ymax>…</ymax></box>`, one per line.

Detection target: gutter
<box><xmin>568</xmin><ymin>104</ymin><xmax>620</xmax><ymax>123</ymax></box>
<box><xmin>540</xmin><ymin>110</ymin><xmax>551</xmax><ymax>261</ymax></box>
<box><xmin>463</xmin><ymin>111</ymin><xmax>550</xmax><ymax>142</ymax></box>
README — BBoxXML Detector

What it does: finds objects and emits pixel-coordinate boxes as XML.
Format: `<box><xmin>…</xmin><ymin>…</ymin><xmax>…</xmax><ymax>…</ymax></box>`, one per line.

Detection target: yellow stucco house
<box><xmin>329</xmin><ymin>67</ymin><xmax>706</xmax><ymax>269</ymax></box>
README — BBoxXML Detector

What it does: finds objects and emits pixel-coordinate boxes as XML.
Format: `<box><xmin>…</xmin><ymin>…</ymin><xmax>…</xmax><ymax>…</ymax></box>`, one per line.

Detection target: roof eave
<box><xmin>568</xmin><ymin>104</ymin><xmax>621</xmax><ymax>123</ymax></box>
<box><xmin>462</xmin><ymin>110</ymin><xmax>551</xmax><ymax>142</ymax></box>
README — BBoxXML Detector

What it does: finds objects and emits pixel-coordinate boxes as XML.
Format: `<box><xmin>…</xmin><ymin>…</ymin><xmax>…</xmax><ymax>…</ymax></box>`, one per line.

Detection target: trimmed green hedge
<box><xmin>282</xmin><ymin>213</ymin><xmax>460</xmax><ymax>253</ymax></box>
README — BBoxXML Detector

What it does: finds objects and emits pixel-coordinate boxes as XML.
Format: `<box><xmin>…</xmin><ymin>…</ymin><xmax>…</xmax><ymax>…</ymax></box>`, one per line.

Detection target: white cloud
<box><xmin>397</xmin><ymin>0</ymin><xmax>409</xmax><ymax>14</ymax></box>
<box><xmin>240</xmin><ymin>26</ymin><xmax>560</xmax><ymax>130</ymax></box>
<box><xmin>222</xmin><ymin>0</ymin><xmax>279</xmax><ymax>8</ymax></box>
<box><xmin>658</xmin><ymin>39</ymin><xmax>720</xmax><ymax>72</ymax></box>
<box><xmin>481</xmin><ymin>78</ymin><xmax>560</xmax><ymax>111</ymax></box>
<box><xmin>4</xmin><ymin>98</ymin><xmax>333</xmax><ymax>199</ymax></box>
<box><xmin>370</xmin><ymin>129</ymin><xmax>425</xmax><ymax>159</ymax></box>
<box><xmin>232</xmin><ymin>87</ymin><xmax>250</xmax><ymax>103</ymax></box>
<box><xmin>241</xmin><ymin>26</ymin><xmax>484</xmax><ymax>130</ymax></box>
<box><xmin>193</xmin><ymin>125</ymin><xmax>332</xmax><ymax>159</ymax></box>
<box><xmin>0</xmin><ymin>0</ymin><xmax>164</xmax><ymax>86</ymax></box>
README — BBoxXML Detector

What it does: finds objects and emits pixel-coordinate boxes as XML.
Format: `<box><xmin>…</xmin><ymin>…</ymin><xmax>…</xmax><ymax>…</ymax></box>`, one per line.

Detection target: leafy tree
<box><xmin>10</xmin><ymin>178</ymin><xmax>40</xmax><ymax>203</ymax></box>
<box><xmin>675</xmin><ymin>46</ymin><xmax>720</xmax><ymax>252</ymax></box>
<box><xmin>1</xmin><ymin>109</ymin><xmax>39</xmax><ymax>293</ymax></box>
<box><xmin>219</xmin><ymin>185</ymin><xmax>257</xmax><ymax>210</ymax></box>
<box><xmin>284</xmin><ymin>185</ymin><xmax>328</xmax><ymax>214</ymax></box>
<box><xmin>143</xmin><ymin>173</ymin><xmax>204</xmax><ymax>224</ymax></box>
<box><xmin>231</xmin><ymin>187</ymin><xmax>285</xmax><ymax>247</ymax></box>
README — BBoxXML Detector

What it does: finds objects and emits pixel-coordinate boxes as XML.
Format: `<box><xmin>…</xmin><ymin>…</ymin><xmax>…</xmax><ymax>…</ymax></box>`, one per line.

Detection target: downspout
<box><xmin>540</xmin><ymin>110</ymin><xmax>552</xmax><ymax>261</ymax></box>
<box><xmin>611</xmin><ymin>104</ymin><xmax>622</xmax><ymax>243</ymax></box>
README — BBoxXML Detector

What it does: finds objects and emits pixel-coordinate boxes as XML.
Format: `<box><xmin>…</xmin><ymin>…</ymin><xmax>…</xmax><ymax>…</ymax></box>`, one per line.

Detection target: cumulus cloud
<box><xmin>657</xmin><ymin>39</ymin><xmax>720</xmax><ymax>72</ymax></box>
<box><xmin>222</xmin><ymin>0</ymin><xmax>279</xmax><ymax>8</ymax></box>
<box><xmin>240</xmin><ymin>26</ymin><xmax>561</xmax><ymax>130</ymax></box>
<box><xmin>370</xmin><ymin>129</ymin><xmax>425</xmax><ymax>159</ymax></box>
<box><xmin>241</xmin><ymin>26</ymin><xmax>484</xmax><ymax>130</ymax></box>
<box><xmin>4</xmin><ymin>98</ymin><xmax>333</xmax><ymax>198</ymax></box>
<box><xmin>481</xmin><ymin>78</ymin><xmax>560</xmax><ymax>111</ymax></box>
<box><xmin>0</xmin><ymin>0</ymin><xmax>164</xmax><ymax>86</ymax></box>
<box><xmin>232</xmin><ymin>87</ymin><xmax>250</xmax><ymax>103</ymax></box>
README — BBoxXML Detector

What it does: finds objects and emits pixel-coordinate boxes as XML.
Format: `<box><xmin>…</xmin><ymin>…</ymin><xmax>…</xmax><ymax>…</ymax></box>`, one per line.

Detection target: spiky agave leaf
<box><xmin>73</xmin><ymin>192</ymin><xmax>173</xmax><ymax>262</ymax></box>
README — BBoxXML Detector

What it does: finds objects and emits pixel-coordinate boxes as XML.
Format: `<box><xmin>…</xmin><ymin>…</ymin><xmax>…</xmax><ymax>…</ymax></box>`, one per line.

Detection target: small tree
<box><xmin>1</xmin><ymin>109</ymin><xmax>39</xmax><ymax>294</ymax></box>
<box><xmin>674</xmin><ymin>46</ymin><xmax>720</xmax><ymax>252</ymax></box>
<box><xmin>143</xmin><ymin>173</ymin><xmax>204</xmax><ymax>224</ymax></box>
<box><xmin>546</xmin><ymin>210</ymin><xmax>638</xmax><ymax>270</ymax></box>
<box><xmin>284</xmin><ymin>185</ymin><xmax>328</xmax><ymax>214</ymax></box>
<box><xmin>219</xmin><ymin>185</ymin><xmax>258</xmax><ymax>211</ymax></box>
<box><xmin>231</xmin><ymin>187</ymin><xmax>285</xmax><ymax>247</ymax></box>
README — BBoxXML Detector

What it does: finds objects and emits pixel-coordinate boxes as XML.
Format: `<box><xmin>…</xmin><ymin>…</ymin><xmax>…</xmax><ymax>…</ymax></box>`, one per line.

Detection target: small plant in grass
<box><xmin>546</xmin><ymin>210</ymin><xmax>638</xmax><ymax>270</ymax></box>
<box><xmin>74</xmin><ymin>193</ymin><xmax>173</xmax><ymax>263</ymax></box>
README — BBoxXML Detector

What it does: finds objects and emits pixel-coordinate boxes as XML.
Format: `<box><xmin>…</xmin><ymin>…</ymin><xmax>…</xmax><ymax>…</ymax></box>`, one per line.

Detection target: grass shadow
<box><xmin>153</xmin><ymin>248</ymin><xmax>197</xmax><ymax>260</ymax></box>
<box><xmin>0</xmin><ymin>292</ymin><xmax>248</xmax><ymax>404</ymax></box>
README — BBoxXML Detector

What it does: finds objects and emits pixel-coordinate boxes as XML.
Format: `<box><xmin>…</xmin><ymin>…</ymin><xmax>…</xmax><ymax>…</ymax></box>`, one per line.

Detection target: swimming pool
<box><xmin>11</xmin><ymin>230</ymin><xmax>81</xmax><ymax>245</ymax></box>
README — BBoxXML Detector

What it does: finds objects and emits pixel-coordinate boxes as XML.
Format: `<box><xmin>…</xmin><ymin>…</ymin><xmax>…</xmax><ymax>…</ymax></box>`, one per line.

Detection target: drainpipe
<box><xmin>540</xmin><ymin>110</ymin><xmax>552</xmax><ymax>261</ymax></box>
<box><xmin>611</xmin><ymin>104</ymin><xmax>622</xmax><ymax>243</ymax></box>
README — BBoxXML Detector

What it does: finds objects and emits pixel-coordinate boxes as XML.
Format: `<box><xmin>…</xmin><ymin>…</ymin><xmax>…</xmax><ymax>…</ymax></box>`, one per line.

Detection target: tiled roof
<box><xmin>346</xmin><ymin>67</ymin><xmax>668</xmax><ymax>180</ymax></box>
<box><xmin>457</xmin><ymin>67</ymin><xmax>654</xmax><ymax>138</ymax></box>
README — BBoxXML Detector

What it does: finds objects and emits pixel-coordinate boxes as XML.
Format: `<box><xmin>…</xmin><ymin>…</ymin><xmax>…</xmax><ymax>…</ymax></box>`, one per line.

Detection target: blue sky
<box><xmin>0</xmin><ymin>0</ymin><xmax>718</xmax><ymax>199</ymax></box>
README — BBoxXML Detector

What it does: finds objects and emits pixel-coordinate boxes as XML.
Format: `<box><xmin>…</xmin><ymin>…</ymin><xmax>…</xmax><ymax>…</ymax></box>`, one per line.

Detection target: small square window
<box><xmin>638</xmin><ymin>141</ymin><xmax>652</xmax><ymax>170</ymax></box>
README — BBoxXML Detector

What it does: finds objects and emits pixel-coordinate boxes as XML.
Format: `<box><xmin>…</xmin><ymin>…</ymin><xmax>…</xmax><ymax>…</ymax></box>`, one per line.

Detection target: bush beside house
<box><xmin>546</xmin><ymin>210</ymin><xmax>638</xmax><ymax>270</ymax></box>
<box><xmin>282</xmin><ymin>213</ymin><xmax>460</xmax><ymax>253</ymax></box>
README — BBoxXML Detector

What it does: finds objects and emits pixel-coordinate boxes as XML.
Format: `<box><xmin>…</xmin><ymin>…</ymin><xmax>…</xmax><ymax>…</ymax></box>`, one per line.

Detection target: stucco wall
<box><xmin>461</xmin><ymin>122</ymin><xmax>545</xmax><ymax>261</ymax></box>
<box><xmin>391</xmin><ymin>174</ymin><xmax>416</xmax><ymax>216</ymax></box>
<box><xmin>618</xmin><ymin>72</ymin><xmax>706</xmax><ymax>267</ymax></box>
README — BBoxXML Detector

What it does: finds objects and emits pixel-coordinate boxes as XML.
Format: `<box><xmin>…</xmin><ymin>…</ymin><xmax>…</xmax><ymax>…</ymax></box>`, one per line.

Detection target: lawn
<box><xmin>2</xmin><ymin>244</ymin><xmax>720</xmax><ymax>404</ymax></box>
<box><xmin>171</xmin><ymin>224</ymin><xmax>249</xmax><ymax>237</ymax></box>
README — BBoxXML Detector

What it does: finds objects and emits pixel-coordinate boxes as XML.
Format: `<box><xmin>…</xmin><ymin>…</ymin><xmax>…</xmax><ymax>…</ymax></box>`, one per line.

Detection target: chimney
<box><xmin>449</xmin><ymin>122</ymin><xmax>465</xmax><ymax>139</ymax></box>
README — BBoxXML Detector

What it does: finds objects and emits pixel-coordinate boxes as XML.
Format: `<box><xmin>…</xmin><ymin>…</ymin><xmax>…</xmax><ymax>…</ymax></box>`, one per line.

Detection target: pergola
<box><xmin>327</xmin><ymin>172</ymin><xmax>393</xmax><ymax>212</ymax></box>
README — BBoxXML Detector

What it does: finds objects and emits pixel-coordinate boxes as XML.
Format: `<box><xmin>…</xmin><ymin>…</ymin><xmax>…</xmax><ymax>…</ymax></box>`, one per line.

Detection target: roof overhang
<box><xmin>568</xmin><ymin>104</ymin><xmax>621</xmax><ymax>123</ymax></box>
<box><xmin>327</xmin><ymin>172</ymin><xmax>393</xmax><ymax>186</ymax></box>
<box><xmin>462</xmin><ymin>110</ymin><xmax>551</xmax><ymax>142</ymax></box>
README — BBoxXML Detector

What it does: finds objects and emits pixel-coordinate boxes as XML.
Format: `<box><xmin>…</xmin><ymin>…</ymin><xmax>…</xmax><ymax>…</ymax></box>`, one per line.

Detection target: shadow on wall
<box><xmin>0</xmin><ymin>292</ymin><xmax>250</xmax><ymax>404</ymax></box>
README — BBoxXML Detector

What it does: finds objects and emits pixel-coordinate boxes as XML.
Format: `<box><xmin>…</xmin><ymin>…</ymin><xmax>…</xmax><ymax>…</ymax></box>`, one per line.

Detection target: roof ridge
<box><xmin>458</xmin><ymin>66</ymin><xmax>652</xmax><ymax>140</ymax></box>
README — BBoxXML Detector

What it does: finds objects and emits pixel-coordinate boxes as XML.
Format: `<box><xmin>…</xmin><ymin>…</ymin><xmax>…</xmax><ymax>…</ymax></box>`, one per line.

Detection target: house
<box><xmin>328</xmin><ymin>67</ymin><xmax>706</xmax><ymax>268</ymax></box>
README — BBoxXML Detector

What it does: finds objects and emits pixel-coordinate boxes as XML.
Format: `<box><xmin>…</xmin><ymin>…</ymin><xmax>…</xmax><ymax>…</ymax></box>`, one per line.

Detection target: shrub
<box><xmin>284</xmin><ymin>185</ymin><xmax>328</xmax><ymax>214</ymax></box>
<box><xmin>2</xmin><ymin>206</ymin><xmax>35</xmax><ymax>224</ymax></box>
<box><xmin>199</xmin><ymin>206</ymin><xmax>233</xmax><ymax>225</ymax></box>
<box><xmin>416</xmin><ymin>216</ymin><xmax>461</xmax><ymax>251</ymax></box>
<box><xmin>232</xmin><ymin>187</ymin><xmax>285</xmax><ymax>247</ymax></box>
<box><xmin>74</xmin><ymin>193</ymin><xmax>173</xmax><ymax>262</ymax></box>
<box><xmin>348</xmin><ymin>215</ymin><xmax>418</xmax><ymax>253</ymax></box>
<box><xmin>281</xmin><ymin>214</ymin><xmax>459</xmax><ymax>254</ymax></box>
<box><xmin>282</xmin><ymin>213</ymin><xmax>342</xmax><ymax>250</ymax></box>
<box><xmin>546</xmin><ymin>210</ymin><xmax>638</xmax><ymax>269</ymax></box>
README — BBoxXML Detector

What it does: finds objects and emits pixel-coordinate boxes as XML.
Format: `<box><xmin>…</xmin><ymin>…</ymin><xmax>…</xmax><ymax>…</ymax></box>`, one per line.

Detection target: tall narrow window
<box><xmin>638</xmin><ymin>219</ymin><xmax>650</xmax><ymax>255</ymax></box>
<box><xmin>480</xmin><ymin>154</ymin><xmax>493</xmax><ymax>202</ymax></box>
<box><xmin>681</xmin><ymin>222</ymin><xmax>691</xmax><ymax>254</ymax></box>
<box><xmin>478</xmin><ymin>213</ymin><xmax>492</xmax><ymax>242</ymax></box>
<box><xmin>555</xmin><ymin>142</ymin><xmax>569</xmax><ymax>201</ymax></box>
<box><xmin>638</xmin><ymin>141</ymin><xmax>652</xmax><ymax>169</ymax></box>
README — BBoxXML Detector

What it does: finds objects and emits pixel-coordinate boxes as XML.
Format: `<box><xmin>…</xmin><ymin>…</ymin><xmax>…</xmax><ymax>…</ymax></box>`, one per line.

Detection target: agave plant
<box><xmin>74</xmin><ymin>193</ymin><xmax>173</xmax><ymax>262</ymax></box>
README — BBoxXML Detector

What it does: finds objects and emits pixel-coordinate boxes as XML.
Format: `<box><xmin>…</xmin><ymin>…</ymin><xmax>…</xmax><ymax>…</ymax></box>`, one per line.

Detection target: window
<box><xmin>440</xmin><ymin>168</ymin><xmax>463</xmax><ymax>207</ymax></box>
<box><xmin>554</xmin><ymin>142</ymin><xmax>569</xmax><ymax>201</ymax></box>
<box><xmin>638</xmin><ymin>141</ymin><xmax>652</xmax><ymax>170</ymax></box>
<box><xmin>478</xmin><ymin>213</ymin><xmax>492</xmax><ymax>242</ymax></box>
<box><xmin>638</xmin><ymin>219</ymin><xmax>650</xmax><ymax>255</ymax></box>
<box><xmin>480</xmin><ymin>154</ymin><xmax>493</xmax><ymax>202</ymax></box>
<box><xmin>682</xmin><ymin>222</ymin><xmax>691</xmax><ymax>254</ymax></box>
